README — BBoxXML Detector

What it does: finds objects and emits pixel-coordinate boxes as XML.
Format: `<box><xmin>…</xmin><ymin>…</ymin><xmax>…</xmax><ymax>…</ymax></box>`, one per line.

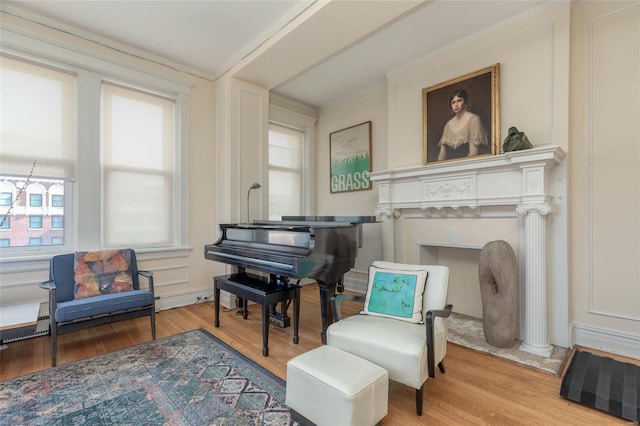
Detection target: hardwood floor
<box><xmin>0</xmin><ymin>285</ymin><xmax>632</xmax><ymax>425</ymax></box>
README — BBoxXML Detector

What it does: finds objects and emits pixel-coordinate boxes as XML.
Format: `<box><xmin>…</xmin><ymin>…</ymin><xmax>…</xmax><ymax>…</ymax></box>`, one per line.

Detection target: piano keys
<box><xmin>204</xmin><ymin>216</ymin><xmax>375</xmax><ymax>342</ymax></box>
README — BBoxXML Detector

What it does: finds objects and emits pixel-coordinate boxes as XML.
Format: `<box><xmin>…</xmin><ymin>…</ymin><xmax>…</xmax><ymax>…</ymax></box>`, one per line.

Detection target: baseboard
<box><xmin>572</xmin><ymin>322</ymin><xmax>640</xmax><ymax>361</ymax></box>
<box><xmin>169</xmin><ymin>279</ymin><xmax>368</xmax><ymax>309</ymax></box>
<box><xmin>154</xmin><ymin>288</ymin><xmax>216</xmax><ymax>311</ymax></box>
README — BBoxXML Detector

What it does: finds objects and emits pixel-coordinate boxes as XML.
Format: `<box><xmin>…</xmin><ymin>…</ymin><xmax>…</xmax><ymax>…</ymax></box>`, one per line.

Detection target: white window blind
<box><xmin>102</xmin><ymin>82</ymin><xmax>175</xmax><ymax>248</ymax></box>
<box><xmin>0</xmin><ymin>55</ymin><xmax>73</xmax><ymax>250</ymax></box>
<box><xmin>268</xmin><ymin>123</ymin><xmax>303</xmax><ymax>220</ymax></box>
<box><xmin>0</xmin><ymin>55</ymin><xmax>76</xmax><ymax>178</ymax></box>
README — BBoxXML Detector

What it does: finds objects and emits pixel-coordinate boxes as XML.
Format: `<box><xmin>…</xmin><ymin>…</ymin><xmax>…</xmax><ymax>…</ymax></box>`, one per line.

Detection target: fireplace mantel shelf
<box><xmin>369</xmin><ymin>145</ymin><xmax>566</xmax><ymax>217</ymax></box>
<box><xmin>370</xmin><ymin>145</ymin><xmax>566</xmax><ymax>358</ymax></box>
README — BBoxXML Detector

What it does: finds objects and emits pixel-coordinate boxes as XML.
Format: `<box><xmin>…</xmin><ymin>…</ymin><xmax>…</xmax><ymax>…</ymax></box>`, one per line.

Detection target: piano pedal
<box><xmin>269</xmin><ymin>312</ymin><xmax>291</xmax><ymax>328</ymax></box>
<box><xmin>235</xmin><ymin>298</ymin><xmax>249</xmax><ymax>319</ymax></box>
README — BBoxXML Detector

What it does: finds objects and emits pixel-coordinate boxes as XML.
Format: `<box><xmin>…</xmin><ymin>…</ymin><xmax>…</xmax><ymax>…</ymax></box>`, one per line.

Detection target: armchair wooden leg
<box><xmin>150</xmin><ymin>308</ymin><xmax>156</xmax><ymax>340</ymax></box>
<box><xmin>438</xmin><ymin>361</ymin><xmax>445</xmax><ymax>374</ymax></box>
<box><xmin>416</xmin><ymin>385</ymin><xmax>424</xmax><ymax>416</ymax></box>
<box><xmin>51</xmin><ymin>324</ymin><xmax>58</xmax><ymax>367</ymax></box>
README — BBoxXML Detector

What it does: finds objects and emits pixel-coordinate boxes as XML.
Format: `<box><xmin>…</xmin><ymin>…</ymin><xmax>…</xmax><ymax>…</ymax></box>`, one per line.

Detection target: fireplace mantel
<box><xmin>369</xmin><ymin>145</ymin><xmax>566</xmax><ymax>218</ymax></box>
<box><xmin>369</xmin><ymin>145</ymin><xmax>566</xmax><ymax>357</ymax></box>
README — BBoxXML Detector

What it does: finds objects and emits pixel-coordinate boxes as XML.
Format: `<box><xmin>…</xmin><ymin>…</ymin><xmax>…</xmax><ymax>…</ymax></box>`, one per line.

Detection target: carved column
<box><xmin>516</xmin><ymin>203</ymin><xmax>553</xmax><ymax>357</ymax></box>
<box><xmin>374</xmin><ymin>182</ymin><xmax>399</xmax><ymax>261</ymax></box>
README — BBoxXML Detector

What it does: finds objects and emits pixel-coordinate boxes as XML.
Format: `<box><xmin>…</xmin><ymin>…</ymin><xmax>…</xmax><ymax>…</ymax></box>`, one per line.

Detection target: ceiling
<box><xmin>2</xmin><ymin>1</ymin><xmax>545</xmax><ymax>109</ymax></box>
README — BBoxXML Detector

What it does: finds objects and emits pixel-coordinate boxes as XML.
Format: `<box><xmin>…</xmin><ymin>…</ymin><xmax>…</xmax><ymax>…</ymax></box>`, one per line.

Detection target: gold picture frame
<box><xmin>422</xmin><ymin>64</ymin><xmax>500</xmax><ymax>164</ymax></box>
<box><xmin>330</xmin><ymin>121</ymin><xmax>372</xmax><ymax>193</ymax></box>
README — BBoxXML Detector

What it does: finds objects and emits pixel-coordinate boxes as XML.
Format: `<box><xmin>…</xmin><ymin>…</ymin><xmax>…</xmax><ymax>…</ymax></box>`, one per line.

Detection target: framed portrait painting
<box><xmin>330</xmin><ymin>121</ymin><xmax>372</xmax><ymax>193</ymax></box>
<box><xmin>422</xmin><ymin>64</ymin><xmax>500</xmax><ymax>164</ymax></box>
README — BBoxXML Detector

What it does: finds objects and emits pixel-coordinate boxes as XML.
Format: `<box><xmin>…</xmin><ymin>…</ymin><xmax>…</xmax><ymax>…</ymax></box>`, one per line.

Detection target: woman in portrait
<box><xmin>437</xmin><ymin>89</ymin><xmax>488</xmax><ymax>161</ymax></box>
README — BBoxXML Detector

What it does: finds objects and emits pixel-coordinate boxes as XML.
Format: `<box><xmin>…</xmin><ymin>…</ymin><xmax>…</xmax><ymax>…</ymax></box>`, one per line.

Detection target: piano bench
<box><xmin>213</xmin><ymin>272</ymin><xmax>300</xmax><ymax>356</ymax></box>
<box><xmin>286</xmin><ymin>345</ymin><xmax>389</xmax><ymax>426</ymax></box>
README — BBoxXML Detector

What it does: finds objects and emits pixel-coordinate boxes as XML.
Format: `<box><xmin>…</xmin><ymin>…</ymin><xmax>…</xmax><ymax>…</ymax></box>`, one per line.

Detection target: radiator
<box><xmin>2</xmin><ymin>315</ymin><xmax>50</xmax><ymax>343</ymax></box>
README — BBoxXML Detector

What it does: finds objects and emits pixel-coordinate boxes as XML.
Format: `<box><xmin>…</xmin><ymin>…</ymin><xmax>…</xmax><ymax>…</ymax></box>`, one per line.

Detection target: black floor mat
<box><xmin>560</xmin><ymin>350</ymin><xmax>639</xmax><ymax>423</ymax></box>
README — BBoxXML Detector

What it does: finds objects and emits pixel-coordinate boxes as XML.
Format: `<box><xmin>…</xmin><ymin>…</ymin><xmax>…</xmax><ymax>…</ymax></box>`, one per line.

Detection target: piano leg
<box><xmin>261</xmin><ymin>303</ymin><xmax>270</xmax><ymax>356</ymax></box>
<box><xmin>293</xmin><ymin>286</ymin><xmax>300</xmax><ymax>344</ymax></box>
<box><xmin>214</xmin><ymin>280</ymin><xmax>220</xmax><ymax>327</ymax></box>
<box><xmin>317</xmin><ymin>281</ymin><xmax>337</xmax><ymax>344</ymax></box>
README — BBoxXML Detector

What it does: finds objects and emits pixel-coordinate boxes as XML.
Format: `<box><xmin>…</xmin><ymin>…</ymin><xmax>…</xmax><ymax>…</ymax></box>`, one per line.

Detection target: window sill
<box><xmin>0</xmin><ymin>246</ymin><xmax>192</xmax><ymax>274</ymax></box>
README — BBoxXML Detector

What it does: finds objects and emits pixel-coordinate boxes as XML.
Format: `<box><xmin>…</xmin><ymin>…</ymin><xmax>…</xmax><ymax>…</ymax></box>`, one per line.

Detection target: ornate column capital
<box><xmin>375</xmin><ymin>207</ymin><xmax>400</xmax><ymax>220</ymax></box>
<box><xmin>516</xmin><ymin>203</ymin><xmax>553</xmax><ymax>216</ymax></box>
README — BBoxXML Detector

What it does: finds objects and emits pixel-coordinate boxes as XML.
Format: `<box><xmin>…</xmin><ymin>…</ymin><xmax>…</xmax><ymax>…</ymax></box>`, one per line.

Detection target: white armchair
<box><xmin>326</xmin><ymin>261</ymin><xmax>452</xmax><ymax>416</ymax></box>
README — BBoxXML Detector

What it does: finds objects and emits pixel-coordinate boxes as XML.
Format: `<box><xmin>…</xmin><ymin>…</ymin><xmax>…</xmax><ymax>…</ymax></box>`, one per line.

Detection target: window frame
<box><xmin>51</xmin><ymin>215</ymin><xmax>64</xmax><ymax>229</ymax></box>
<box><xmin>100</xmin><ymin>81</ymin><xmax>177</xmax><ymax>248</ymax></box>
<box><xmin>0</xmin><ymin>192</ymin><xmax>12</xmax><ymax>206</ymax></box>
<box><xmin>29</xmin><ymin>193</ymin><xmax>42</xmax><ymax>207</ymax></box>
<box><xmin>0</xmin><ymin>26</ymin><xmax>191</xmax><ymax>273</ymax></box>
<box><xmin>268</xmin><ymin>123</ymin><xmax>305</xmax><ymax>220</ymax></box>
<box><xmin>51</xmin><ymin>194</ymin><xmax>64</xmax><ymax>207</ymax></box>
<box><xmin>28</xmin><ymin>215</ymin><xmax>43</xmax><ymax>230</ymax></box>
<box><xmin>268</xmin><ymin>99</ymin><xmax>317</xmax><ymax>218</ymax></box>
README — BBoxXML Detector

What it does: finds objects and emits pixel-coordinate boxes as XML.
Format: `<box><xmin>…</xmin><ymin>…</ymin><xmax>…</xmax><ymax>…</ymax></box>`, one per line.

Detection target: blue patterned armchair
<box><xmin>40</xmin><ymin>249</ymin><xmax>156</xmax><ymax>366</ymax></box>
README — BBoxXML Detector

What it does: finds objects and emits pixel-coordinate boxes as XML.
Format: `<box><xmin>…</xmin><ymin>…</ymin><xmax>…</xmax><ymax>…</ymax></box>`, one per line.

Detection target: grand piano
<box><xmin>204</xmin><ymin>216</ymin><xmax>375</xmax><ymax>342</ymax></box>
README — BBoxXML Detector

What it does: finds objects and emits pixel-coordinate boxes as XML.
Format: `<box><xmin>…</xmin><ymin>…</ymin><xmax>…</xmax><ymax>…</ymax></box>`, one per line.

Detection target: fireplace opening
<box><xmin>418</xmin><ymin>244</ymin><xmax>485</xmax><ymax>320</ymax></box>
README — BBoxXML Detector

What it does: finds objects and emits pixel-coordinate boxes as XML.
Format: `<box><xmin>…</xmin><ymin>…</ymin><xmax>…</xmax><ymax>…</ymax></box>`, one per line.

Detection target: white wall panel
<box><xmin>570</xmin><ymin>1</ymin><xmax>640</xmax><ymax>356</ymax></box>
<box><xmin>237</xmin><ymin>84</ymin><xmax>268</xmax><ymax>223</ymax></box>
<box><xmin>589</xmin><ymin>4</ymin><xmax>640</xmax><ymax>320</ymax></box>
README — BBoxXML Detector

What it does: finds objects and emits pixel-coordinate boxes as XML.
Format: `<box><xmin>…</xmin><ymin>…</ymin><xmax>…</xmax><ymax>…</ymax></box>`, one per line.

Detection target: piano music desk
<box><xmin>213</xmin><ymin>273</ymin><xmax>300</xmax><ymax>356</ymax></box>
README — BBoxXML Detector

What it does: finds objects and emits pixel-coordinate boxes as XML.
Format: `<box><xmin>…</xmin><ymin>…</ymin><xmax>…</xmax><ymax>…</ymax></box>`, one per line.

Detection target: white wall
<box><xmin>316</xmin><ymin>83</ymin><xmax>387</xmax><ymax>290</ymax></box>
<box><xmin>316</xmin><ymin>1</ymin><xmax>640</xmax><ymax>357</ymax></box>
<box><xmin>385</xmin><ymin>2</ymin><xmax>570</xmax><ymax>347</ymax></box>
<box><xmin>386</xmin><ymin>5</ymin><xmax>570</xmax><ymax>169</ymax></box>
<box><xmin>317</xmin><ymin>3</ymin><xmax>572</xmax><ymax>346</ymax></box>
<box><xmin>569</xmin><ymin>1</ymin><xmax>640</xmax><ymax>357</ymax></box>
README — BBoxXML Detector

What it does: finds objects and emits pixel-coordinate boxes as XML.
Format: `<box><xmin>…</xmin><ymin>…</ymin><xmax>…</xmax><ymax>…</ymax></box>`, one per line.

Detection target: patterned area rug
<box><xmin>447</xmin><ymin>312</ymin><xmax>569</xmax><ymax>375</ymax></box>
<box><xmin>0</xmin><ymin>329</ymin><xmax>297</xmax><ymax>425</ymax></box>
<box><xmin>560</xmin><ymin>350</ymin><xmax>639</xmax><ymax>423</ymax></box>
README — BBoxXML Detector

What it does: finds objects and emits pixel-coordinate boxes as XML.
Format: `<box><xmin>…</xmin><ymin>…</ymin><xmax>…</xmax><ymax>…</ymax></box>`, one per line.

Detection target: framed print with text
<box><xmin>330</xmin><ymin>121</ymin><xmax>372</xmax><ymax>193</ymax></box>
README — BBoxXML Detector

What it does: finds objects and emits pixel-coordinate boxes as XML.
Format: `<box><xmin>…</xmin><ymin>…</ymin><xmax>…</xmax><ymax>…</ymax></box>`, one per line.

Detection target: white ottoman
<box><xmin>286</xmin><ymin>345</ymin><xmax>389</xmax><ymax>426</ymax></box>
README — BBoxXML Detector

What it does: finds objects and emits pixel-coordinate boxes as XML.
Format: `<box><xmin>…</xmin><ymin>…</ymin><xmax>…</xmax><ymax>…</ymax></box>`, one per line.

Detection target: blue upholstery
<box><xmin>41</xmin><ymin>249</ymin><xmax>155</xmax><ymax>366</ymax></box>
<box><xmin>55</xmin><ymin>290</ymin><xmax>154</xmax><ymax>322</ymax></box>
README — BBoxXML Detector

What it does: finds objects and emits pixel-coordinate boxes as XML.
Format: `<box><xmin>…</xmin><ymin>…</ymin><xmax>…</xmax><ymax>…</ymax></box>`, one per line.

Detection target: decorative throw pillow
<box><xmin>74</xmin><ymin>250</ymin><xmax>133</xmax><ymax>300</ymax></box>
<box><xmin>361</xmin><ymin>265</ymin><xmax>428</xmax><ymax>323</ymax></box>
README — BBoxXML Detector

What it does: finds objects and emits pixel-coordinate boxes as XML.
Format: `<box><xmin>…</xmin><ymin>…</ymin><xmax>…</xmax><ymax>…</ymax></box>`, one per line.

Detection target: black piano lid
<box><xmin>221</xmin><ymin>223</ymin><xmax>313</xmax><ymax>231</ymax></box>
<box><xmin>281</xmin><ymin>215</ymin><xmax>377</xmax><ymax>224</ymax></box>
<box><xmin>251</xmin><ymin>220</ymin><xmax>354</xmax><ymax>229</ymax></box>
